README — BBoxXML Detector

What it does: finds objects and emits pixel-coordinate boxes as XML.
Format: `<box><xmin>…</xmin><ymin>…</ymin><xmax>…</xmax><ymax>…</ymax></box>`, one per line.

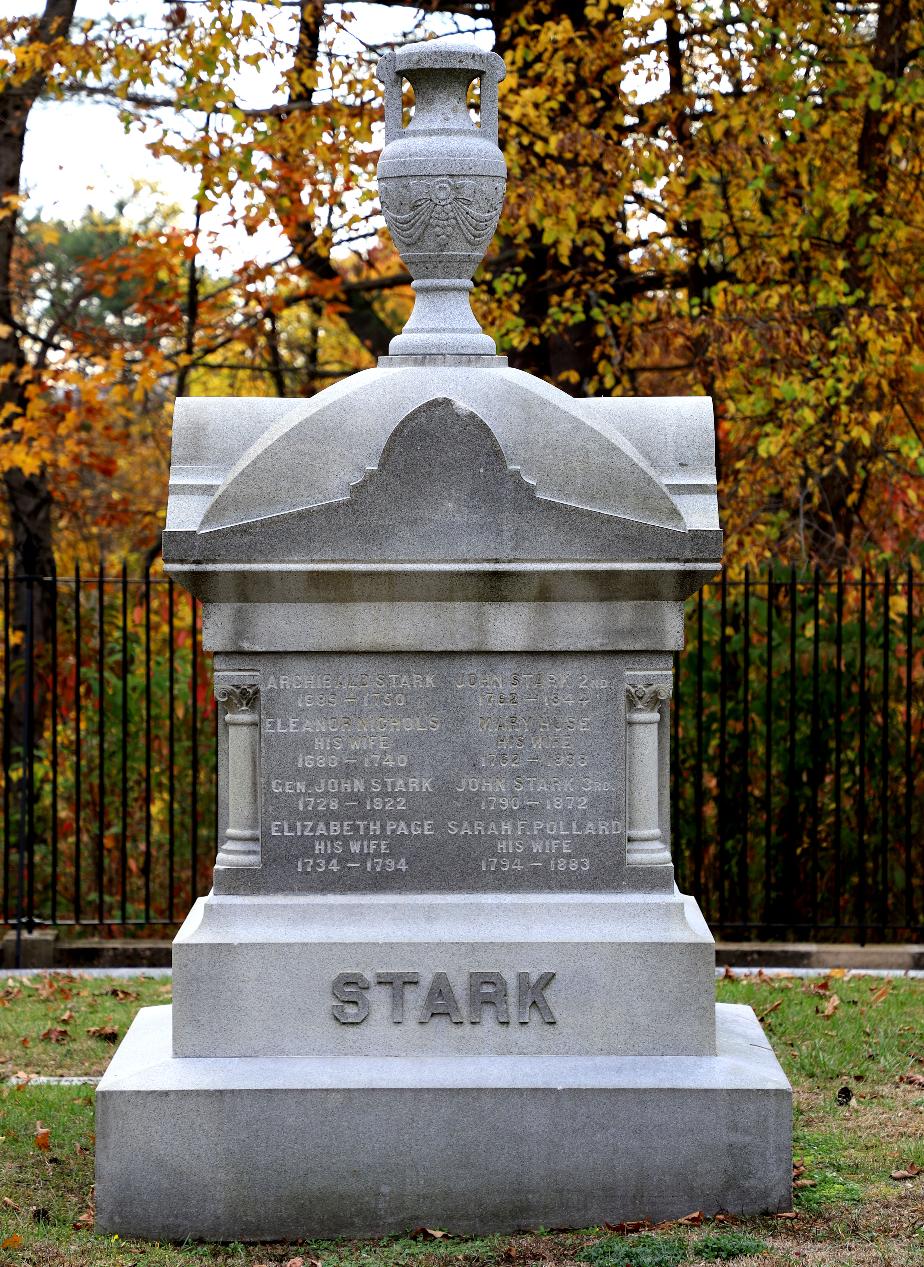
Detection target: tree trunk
<box><xmin>0</xmin><ymin>0</ymin><xmax>77</xmax><ymax>835</ymax></box>
<box><xmin>0</xmin><ymin>0</ymin><xmax>76</xmax><ymax>578</ymax></box>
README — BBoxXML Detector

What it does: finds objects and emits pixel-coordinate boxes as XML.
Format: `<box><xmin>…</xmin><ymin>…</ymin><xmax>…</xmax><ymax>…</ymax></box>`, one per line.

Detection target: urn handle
<box><xmin>377</xmin><ymin>44</ymin><xmax>506</xmax><ymax>146</ymax></box>
<box><xmin>377</xmin><ymin>50</ymin><xmax>404</xmax><ymax>145</ymax></box>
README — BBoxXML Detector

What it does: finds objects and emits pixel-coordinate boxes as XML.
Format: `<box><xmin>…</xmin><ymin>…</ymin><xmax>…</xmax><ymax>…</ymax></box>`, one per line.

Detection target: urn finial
<box><xmin>376</xmin><ymin>42</ymin><xmax>507</xmax><ymax>363</ymax></box>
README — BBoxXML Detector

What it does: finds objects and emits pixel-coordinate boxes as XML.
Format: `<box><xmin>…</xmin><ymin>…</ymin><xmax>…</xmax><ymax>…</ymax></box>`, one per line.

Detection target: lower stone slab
<box><xmin>96</xmin><ymin>1002</ymin><xmax>791</xmax><ymax>1241</ymax></box>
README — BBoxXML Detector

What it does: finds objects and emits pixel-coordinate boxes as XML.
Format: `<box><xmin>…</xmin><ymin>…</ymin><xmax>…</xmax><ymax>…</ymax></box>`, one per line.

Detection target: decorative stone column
<box><xmin>215</xmin><ymin>679</ymin><xmax>261</xmax><ymax>868</ymax></box>
<box><xmin>625</xmin><ymin>680</ymin><xmax>672</xmax><ymax>866</ymax></box>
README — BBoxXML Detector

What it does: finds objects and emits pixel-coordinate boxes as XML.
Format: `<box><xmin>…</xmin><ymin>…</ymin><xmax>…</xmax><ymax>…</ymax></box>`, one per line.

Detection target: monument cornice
<box><xmin>163</xmin><ymin>558</ymin><xmax>722</xmax><ymax>605</ymax></box>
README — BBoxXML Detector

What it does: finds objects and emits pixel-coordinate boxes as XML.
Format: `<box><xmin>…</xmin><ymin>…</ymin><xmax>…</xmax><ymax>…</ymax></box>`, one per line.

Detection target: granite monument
<box><xmin>96</xmin><ymin>39</ymin><xmax>791</xmax><ymax>1239</ymax></box>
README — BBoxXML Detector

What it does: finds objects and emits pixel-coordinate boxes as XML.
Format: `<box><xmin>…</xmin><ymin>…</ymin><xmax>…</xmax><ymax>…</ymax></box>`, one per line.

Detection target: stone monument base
<box><xmin>96</xmin><ymin>1003</ymin><xmax>791</xmax><ymax>1241</ymax></box>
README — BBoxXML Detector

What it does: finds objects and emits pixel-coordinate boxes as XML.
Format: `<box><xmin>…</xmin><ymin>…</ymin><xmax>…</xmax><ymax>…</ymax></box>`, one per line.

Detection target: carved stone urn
<box><xmin>376</xmin><ymin>42</ymin><xmax>507</xmax><ymax>359</ymax></box>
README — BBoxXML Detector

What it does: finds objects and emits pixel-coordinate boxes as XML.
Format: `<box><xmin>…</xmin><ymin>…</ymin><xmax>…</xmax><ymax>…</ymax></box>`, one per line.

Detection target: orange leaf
<box><xmin>87</xmin><ymin>1025</ymin><xmax>119</xmax><ymax>1043</ymax></box>
<box><xmin>823</xmin><ymin>993</ymin><xmax>841</xmax><ymax>1019</ymax></box>
<box><xmin>2</xmin><ymin>1234</ymin><xmax>23</xmax><ymax>1249</ymax></box>
<box><xmin>34</xmin><ymin>1124</ymin><xmax>51</xmax><ymax>1151</ymax></box>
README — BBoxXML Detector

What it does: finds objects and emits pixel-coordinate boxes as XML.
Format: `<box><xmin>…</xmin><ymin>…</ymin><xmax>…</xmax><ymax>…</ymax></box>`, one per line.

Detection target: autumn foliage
<box><xmin>0</xmin><ymin>0</ymin><xmax>920</xmax><ymax>574</ymax></box>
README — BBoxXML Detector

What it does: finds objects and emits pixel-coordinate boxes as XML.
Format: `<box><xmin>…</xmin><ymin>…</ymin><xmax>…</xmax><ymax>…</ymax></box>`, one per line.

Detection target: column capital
<box><xmin>216</xmin><ymin>682</ymin><xmax>260</xmax><ymax>715</ymax></box>
<box><xmin>625</xmin><ymin>681</ymin><xmax>672</xmax><ymax>714</ymax></box>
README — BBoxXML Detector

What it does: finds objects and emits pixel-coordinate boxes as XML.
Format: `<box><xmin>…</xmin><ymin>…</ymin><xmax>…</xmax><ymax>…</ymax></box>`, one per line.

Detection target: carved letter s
<box><xmin>332</xmin><ymin>972</ymin><xmax>370</xmax><ymax>1024</ymax></box>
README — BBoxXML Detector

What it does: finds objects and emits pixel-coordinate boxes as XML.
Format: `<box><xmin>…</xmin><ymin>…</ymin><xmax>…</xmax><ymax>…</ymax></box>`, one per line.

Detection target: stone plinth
<box><xmin>97</xmin><ymin>1003</ymin><xmax>791</xmax><ymax>1241</ymax></box>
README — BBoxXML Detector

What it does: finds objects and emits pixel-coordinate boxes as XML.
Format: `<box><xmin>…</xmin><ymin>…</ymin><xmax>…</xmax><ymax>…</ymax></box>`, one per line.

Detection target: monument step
<box><xmin>96</xmin><ymin>1001</ymin><xmax>791</xmax><ymax>1240</ymax></box>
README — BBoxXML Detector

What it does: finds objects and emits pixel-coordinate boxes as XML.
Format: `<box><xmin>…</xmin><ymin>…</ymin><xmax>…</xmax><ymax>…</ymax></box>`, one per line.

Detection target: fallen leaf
<box><xmin>282</xmin><ymin>1258</ymin><xmax>304</xmax><ymax>1267</ymax></box>
<box><xmin>41</xmin><ymin>1026</ymin><xmax>70</xmax><ymax>1044</ymax></box>
<box><xmin>869</xmin><ymin>984</ymin><xmax>891</xmax><ymax>1005</ymax></box>
<box><xmin>793</xmin><ymin>1179</ymin><xmax>817</xmax><ymax>1189</ymax></box>
<box><xmin>653</xmin><ymin>1210</ymin><xmax>704</xmax><ymax>1230</ymax></box>
<box><xmin>721</xmin><ymin>966</ymin><xmax>737</xmax><ymax>980</ymax></box>
<box><xmin>823</xmin><ymin>993</ymin><xmax>841</xmax><ymax>1019</ymax></box>
<box><xmin>774</xmin><ymin>1211</ymin><xmax>798</xmax><ymax>1220</ymax></box>
<box><xmin>890</xmin><ymin>1163</ymin><xmax>921</xmax><ymax>1180</ymax></box>
<box><xmin>34</xmin><ymin>1123</ymin><xmax>50</xmax><ymax>1151</ymax></box>
<box><xmin>59</xmin><ymin>1009</ymin><xmax>75</xmax><ymax>1023</ymax></box>
<box><xmin>73</xmin><ymin>1208</ymin><xmax>94</xmax><ymax>1231</ymax></box>
<box><xmin>828</xmin><ymin>968</ymin><xmax>847</xmax><ymax>979</ymax></box>
<box><xmin>1</xmin><ymin>1234</ymin><xmax>22</xmax><ymax>1249</ymax></box>
<box><xmin>604</xmin><ymin>1220</ymin><xmax>651</xmax><ymax>1233</ymax></box>
<box><xmin>20</xmin><ymin>1036</ymin><xmax>29</xmax><ymax>1048</ymax></box>
<box><xmin>1</xmin><ymin>1196</ymin><xmax>18</xmax><ymax>1209</ymax></box>
<box><xmin>757</xmin><ymin>1000</ymin><xmax>782</xmax><ymax>1022</ymax></box>
<box><xmin>108</xmin><ymin>987</ymin><xmax>139</xmax><ymax>1002</ymax></box>
<box><xmin>898</xmin><ymin>1073</ymin><xmax>924</xmax><ymax>1088</ymax></box>
<box><xmin>410</xmin><ymin>1227</ymin><xmax>450</xmax><ymax>1240</ymax></box>
<box><xmin>86</xmin><ymin>1025</ymin><xmax>119</xmax><ymax>1043</ymax></box>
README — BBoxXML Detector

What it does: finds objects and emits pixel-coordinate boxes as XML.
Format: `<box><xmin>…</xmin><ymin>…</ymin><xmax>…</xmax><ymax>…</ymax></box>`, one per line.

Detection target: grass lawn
<box><xmin>1</xmin><ymin>970</ymin><xmax>923</xmax><ymax>1266</ymax></box>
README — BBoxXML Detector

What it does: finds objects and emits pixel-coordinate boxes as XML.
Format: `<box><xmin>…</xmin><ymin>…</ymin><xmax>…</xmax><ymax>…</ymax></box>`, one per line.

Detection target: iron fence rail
<box><xmin>1</xmin><ymin>564</ymin><xmax>921</xmax><ymax>941</ymax></box>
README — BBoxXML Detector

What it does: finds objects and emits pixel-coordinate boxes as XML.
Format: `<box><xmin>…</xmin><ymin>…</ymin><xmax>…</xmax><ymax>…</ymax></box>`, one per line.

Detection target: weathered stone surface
<box><xmin>164</xmin><ymin>372</ymin><xmax>716</xmax><ymax>547</ymax></box>
<box><xmin>201</xmin><ymin>600</ymin><xmax>688</xmax><ymax>654</ymax></box>
<box><xmin>95</xmin><ymin>1002</ymin><xmax>791</xmax><ymax>1241</ymax></box>
<box><xmin>209</xmin><ymin>649</ymin><xmax>678</xmax><ymax>898</ymax></box>
<box><xmin>180</xmin><ymin>399</ymin><xmax>695</xmax><ymax>564</ymax></box>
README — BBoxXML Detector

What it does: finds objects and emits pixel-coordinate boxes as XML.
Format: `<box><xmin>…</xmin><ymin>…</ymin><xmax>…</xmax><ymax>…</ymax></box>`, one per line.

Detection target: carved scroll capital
<box><xmin>625</xmin><ymin>682</ymin><xmax>672</xmax><ymax>714</ymax></box>
<box><xmin>215</xmin><ymin>683</ymin><xmax>259</xmax><ymax>715</ymax></box>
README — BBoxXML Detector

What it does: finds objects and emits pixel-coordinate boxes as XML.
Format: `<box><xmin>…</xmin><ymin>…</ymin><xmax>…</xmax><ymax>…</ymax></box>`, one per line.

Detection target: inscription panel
<box><xmin>259</xmin><ymin>652</ymin><xmax>627</xmax><ymax>893</ymax></box>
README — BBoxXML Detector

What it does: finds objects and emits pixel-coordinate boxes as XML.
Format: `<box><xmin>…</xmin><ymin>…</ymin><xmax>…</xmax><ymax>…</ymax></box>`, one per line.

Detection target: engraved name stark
<box><xmin>331</xmin><ymin>970</ymin><xmax>556</xmax><ymax>1025</ymax></box>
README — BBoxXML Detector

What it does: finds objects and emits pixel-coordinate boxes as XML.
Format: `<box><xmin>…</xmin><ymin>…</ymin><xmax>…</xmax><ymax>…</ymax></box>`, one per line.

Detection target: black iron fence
<box><xmin>1</xmin><ymin>564</ymin><xmax>921</xmax><ymax>941</ymax></box>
